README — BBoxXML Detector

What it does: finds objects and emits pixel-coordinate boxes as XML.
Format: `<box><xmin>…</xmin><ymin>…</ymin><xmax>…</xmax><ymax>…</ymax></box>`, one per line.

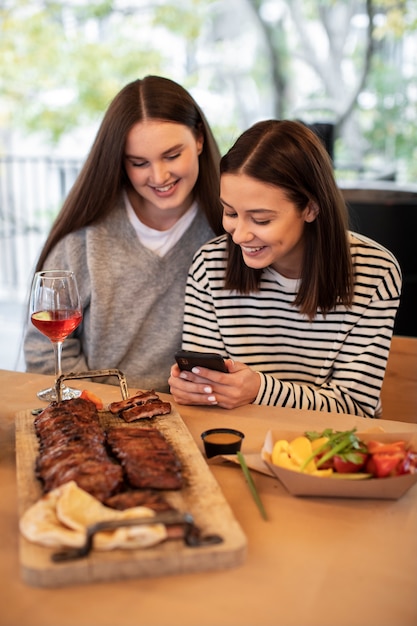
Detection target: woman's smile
<box><xmin>149</xmin><ymin>179</ymin><xmax>179</xmax><ymax>196</ymax></box>
<box><xmin>240</xmin><ymin>244</ymin><xmax>267</xmax><ymax>256</ymax></box>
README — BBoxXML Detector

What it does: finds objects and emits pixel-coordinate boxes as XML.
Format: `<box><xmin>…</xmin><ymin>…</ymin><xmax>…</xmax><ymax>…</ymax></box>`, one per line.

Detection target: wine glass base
<box><xmin>37</xmin><ymin>386</ymin><xmax>82</xmax><ymax>402</ymax></box>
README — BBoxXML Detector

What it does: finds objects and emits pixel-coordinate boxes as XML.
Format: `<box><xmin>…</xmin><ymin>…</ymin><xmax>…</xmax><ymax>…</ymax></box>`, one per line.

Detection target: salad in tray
<box><xmin>269</xmin><ymin>428</ymin><xmax>417</xmax><ymax>479</ymax></box>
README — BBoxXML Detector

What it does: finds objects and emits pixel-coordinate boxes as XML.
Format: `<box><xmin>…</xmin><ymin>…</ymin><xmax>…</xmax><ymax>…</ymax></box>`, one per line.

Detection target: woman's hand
<box><xmin>168</xmin><ymin>359</ymin><xmax>261</xmax><ymax>409</ymax></box>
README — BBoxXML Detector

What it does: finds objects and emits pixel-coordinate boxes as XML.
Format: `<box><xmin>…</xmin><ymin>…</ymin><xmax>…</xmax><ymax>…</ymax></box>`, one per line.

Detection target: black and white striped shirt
<box><xmin>181</xmin><ymin>232</ymin><xmax>402</xmax><ymax>418</ymax></box>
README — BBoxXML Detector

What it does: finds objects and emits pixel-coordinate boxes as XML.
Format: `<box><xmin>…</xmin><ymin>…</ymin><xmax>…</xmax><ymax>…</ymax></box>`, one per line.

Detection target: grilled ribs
<box><xmin>33</xmin><ymin>397</ymin><xmax>183</xmax><ymax>508</ymax></box>
<box><xmin>108</xmin><ymin>390</ymin><xmax>171</xmax><ymax>423</ymax></box>
<box><xmin>107</xmin><ymin>427</ymin><xmax>183</xmax><ymax>490</ymax></box>
<box><xmin>34</xmin><ymin>398</ymin><xmax>124</xmax><ymax>501</ymax></box>
<box><xmin>108</xmin><ymin>390</ymin><xmax>159</xmax><ymax>414</ymax></box>
<box><xmin>120</xmin><ymin>400</ymin><xmax>172</xmax><ymax>422</ymax></box>
<box><xmin>104</xmin><ymin>490</ymin><xmax>174</xmax><ymax>512</ymax></box>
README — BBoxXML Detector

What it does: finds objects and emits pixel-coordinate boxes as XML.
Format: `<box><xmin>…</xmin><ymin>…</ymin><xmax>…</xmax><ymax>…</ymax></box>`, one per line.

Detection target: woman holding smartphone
<box><xmin>169</xmin><ymin>120</ymin><xmax>401</xmax><ymax>418</ymax></box>
<box><xmin>24</xmin><ymin>75</ymin><xmax>223</xmax><ymax>391</ymax></box>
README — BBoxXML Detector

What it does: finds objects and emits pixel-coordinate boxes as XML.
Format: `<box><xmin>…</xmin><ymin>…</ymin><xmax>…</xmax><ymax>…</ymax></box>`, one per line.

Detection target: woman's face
<box><xmin>221</xmin><ymin>173</ymin><xmax>318</xmax><ymax>279</ymax></box>
<box><xmin>124</xmin><ymin>120</ymin><xmax>203</xmax><ymax>228</ymax></box>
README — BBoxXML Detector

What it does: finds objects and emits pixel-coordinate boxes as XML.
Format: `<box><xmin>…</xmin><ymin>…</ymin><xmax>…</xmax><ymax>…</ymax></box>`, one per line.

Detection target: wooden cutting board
<box><xmin>15</xmin><ymin>406</ymin><xmax>247</xmax><ymax>587</ymax></box>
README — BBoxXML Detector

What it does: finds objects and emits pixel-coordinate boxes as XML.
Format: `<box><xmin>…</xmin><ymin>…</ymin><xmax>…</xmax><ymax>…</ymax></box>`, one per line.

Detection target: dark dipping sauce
<box><xmin>201</xmin><ymin>428</ymin><xmax>244</xmax><ymax>458</ymax></box>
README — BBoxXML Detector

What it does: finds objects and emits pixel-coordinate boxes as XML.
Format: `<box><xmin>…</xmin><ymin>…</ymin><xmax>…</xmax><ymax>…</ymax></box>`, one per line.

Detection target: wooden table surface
<box><xmin>380</xmin><ymin>335</ymin><xmax>417</xmax><ymax>423</ymax></box>
<box><xmin>1</xmin><ymin>369</ymin><xmax>416</xmax><ymax>626</ymax></box>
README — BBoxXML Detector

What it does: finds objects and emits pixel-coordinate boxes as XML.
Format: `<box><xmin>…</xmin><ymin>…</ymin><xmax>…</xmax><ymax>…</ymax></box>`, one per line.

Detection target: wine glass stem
<box><xmin>52</xmin><ymin>340</ymin><xmax>63</xmax><ymax>381</ymax></box>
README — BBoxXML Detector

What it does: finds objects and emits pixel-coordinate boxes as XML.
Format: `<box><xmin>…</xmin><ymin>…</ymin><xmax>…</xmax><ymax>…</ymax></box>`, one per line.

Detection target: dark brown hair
<box><xmin>35</xmin><ymin>75</ymin><xmax>223</xmax><ymax>271</ymax></box>
<box><xmin>220</xmin><ymin>119</ymin><xmax>353</xmax><ymax>319</ymax></box>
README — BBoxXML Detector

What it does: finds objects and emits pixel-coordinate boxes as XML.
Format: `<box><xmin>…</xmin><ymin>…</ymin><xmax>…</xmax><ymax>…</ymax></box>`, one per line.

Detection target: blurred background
<box><xmin>1</xmin><ymin>0</ymin><xmax>416</xmax><ymax>370</ymax></box>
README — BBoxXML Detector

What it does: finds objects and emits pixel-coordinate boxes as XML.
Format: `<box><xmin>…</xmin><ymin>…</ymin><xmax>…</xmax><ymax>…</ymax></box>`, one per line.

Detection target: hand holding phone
<box><xmin>175</xmin><ymin>350</ymin><xmax>228</xmax><ymax>373</ymax></box>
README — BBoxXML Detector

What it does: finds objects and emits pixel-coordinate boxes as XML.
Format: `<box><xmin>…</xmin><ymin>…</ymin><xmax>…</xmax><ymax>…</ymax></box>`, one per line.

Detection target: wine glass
<box><xmin>30</xmin><ymin>270</ymin><xmax>83</xmax><ymax>402</ymax></box>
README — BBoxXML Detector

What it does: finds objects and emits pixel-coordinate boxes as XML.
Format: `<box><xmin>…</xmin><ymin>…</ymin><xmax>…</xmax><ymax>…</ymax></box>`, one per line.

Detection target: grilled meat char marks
<box><xmin>104</xmin><ymin>490</ymin><xmax>174</xmax><ymax>512</ymax></box>
<box><xmin>107</xmin><ymin>427</ymin><xmax>183</xmax><ymax>490</ymax></box>
<box><xmin>108</xmin><ymin>390</ymin><xmax>172</xmax><ymax>423</ymax></box>
<box><xmin>120</xmin><ymin>400</ymin><xmax>172</xmax><ymax>422</ymax></box>
<box><xmin>34</xmin><ymin>397</ymin><xmax>182</xmax><ymax>511</ymax></box>
<box><xmin>108</xmin><ymin>391</ymin><xmax>159</xmax><ymax>414</ymax></box>
<box><xmin>34</xmin><ymin>398</ymin><xmax>123</xmax><ymax>501</ymax></box>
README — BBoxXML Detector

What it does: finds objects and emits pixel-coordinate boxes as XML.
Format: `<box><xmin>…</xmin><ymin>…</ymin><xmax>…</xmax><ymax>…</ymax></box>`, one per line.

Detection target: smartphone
<box><xmin>175</xmin><ymin>349</ymin><xmax>228</xmax><ymax>373</ymax></box>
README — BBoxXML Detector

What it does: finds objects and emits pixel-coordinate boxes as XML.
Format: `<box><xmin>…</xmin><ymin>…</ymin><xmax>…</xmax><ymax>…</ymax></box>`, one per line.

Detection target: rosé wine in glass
<box><xmin>30</xmin><ymin>270</ymin><xmax>83</xmax><ymax>402</ymax></box>
<box><xmin>31</xmin><ymin>310</ymin><xmax>83</xmax><ymax>343</ymax></box>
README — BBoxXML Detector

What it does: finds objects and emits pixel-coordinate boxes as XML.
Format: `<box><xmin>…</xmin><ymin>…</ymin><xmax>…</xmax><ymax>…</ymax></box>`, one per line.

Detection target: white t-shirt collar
<box><xmin>124</xmin><ymin>192</ymin><xmax>198</xmax><ymax>257</ymax></box>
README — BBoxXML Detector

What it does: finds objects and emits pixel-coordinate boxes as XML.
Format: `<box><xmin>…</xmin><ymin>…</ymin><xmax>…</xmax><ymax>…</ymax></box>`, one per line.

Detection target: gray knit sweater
<box><xmin>24</xmin><ymin>199</ymin><xmax>216</xmax><ymax>392</ymax></box>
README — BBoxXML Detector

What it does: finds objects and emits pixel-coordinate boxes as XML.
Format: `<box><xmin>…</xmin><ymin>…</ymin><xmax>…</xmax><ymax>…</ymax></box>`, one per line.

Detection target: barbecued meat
<box><xmin>108</xmin><ymin>391</ymin><xmax>160</xmax><ymax>414</ymax></box>
<box><xmin>104</xmin><ymin>490</ymin><xmax>174</xmax><ymax>512</ymax></box>
<box><xmin>34</xmin><ymin>398</ymin><xmax>123</xmax><ymax>501</ymax></box>
<box><xmin>108</xmin><ymin>390</ymin><xmax>171</xmax><ymax>423</ymax></box>
<box><xmin>35</xmin><ymin>396</ymin><xmax>97</xmax><ymax>426</ymax></box>
<box><xmin>120</xmin><ymin>400</ymin><xmax>172</xmax><ymax>422</ymax></box>
<box><xmin>34</xmin><ymin>396</ymin><xmax>181</xmax><ymax>507</ymax></box>
<box><xmin>107</xmin><ymin>427</ymin><xmax>183</xmax><ymax>490</ymax></box>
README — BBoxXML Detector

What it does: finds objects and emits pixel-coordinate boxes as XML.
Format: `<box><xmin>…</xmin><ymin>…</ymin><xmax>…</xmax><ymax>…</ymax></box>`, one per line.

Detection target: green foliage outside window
<box><xmin>0</xmin><ymin>0</ymin><xmax>416</xmax><ymax>182</ymax></box>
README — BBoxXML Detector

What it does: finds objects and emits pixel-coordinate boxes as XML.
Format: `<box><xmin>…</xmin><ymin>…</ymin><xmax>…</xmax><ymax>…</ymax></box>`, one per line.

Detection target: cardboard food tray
<box><xmin>15</xmin><ymin>405</ymin><xmax>247</xmax><ymax>588</ymax></box>
<box><xmin>262</xmin><ymin>430</ymin><xmax>417</xmax><ymax>499</ymax></box>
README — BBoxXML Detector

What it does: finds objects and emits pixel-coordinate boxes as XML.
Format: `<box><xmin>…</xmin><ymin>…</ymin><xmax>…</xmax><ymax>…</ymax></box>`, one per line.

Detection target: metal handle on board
<box><xmin>55</xmin><ymin>369</ymin><xmax>129</xmax><ymax>402</ymax></box>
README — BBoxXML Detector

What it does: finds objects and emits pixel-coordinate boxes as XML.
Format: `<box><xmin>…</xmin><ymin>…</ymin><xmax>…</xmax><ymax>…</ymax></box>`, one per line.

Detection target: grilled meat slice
<box><xmin>37</xmin><ymin>447</ymin><xmax>124</xmax><ymax>501</ymax></box>
<box><xmin>35</xmin><ymin>397</ymin><xmax>98</xmax><ymax>425</ymax></box>
<box><xmin>107</xmin><ymin>427</ymin><xmax>180</xmax><ymax>457</ymax></box>
<box><xmin>108</xmin><ymin>390</ymin><xmax>171</xmax><ymax>422</ymax></box>
<box><xmin>104</xmin><ymin>490</ymin><xmax>174</xmax><ymax>512</ymax></box>
<box><xmin>42</xmin><ymin>458</ymin><xmax>124</xmax><ymax>501</ymax></box>
<box><xmin>108</xmin><ymin>390</ymin><xmax>159</xmax><ymax>414</ymax></box>
<box><xmin>34</xmin><ymin>398</ymin><xmax>124</xmax><ymax>501</ymax></box>
<box><xmin>122</xmin><ymin>452</ymin><xmax>183</xmax><ymax>490</ymax></box>
<box><xmin>37</xmin><ymin>430</ymin><xmax>105</xmax><ymax>455</ymax></box>
<box><xmin>120</xmin><ymin>400</ymin><xmax>172</xmax><ymax>422</ymax></box>
<box><xmin>34</xmin><ymin>397</ymin><xmax>181</xmax><ymax>503</ymax></box>
<box><xmin>36</xmin><ymin>442</ymin><xmax>110</xmax><ymax>476</ymax></box>
<box><xmin>107</xmin><ymin>427</ymin><xmax>183</xmax><ymax>490</ymax></box>
<box><xmin>35</xmin><ymin>413</ymin><xmax>102</xmax><ymax>440</ymax></box>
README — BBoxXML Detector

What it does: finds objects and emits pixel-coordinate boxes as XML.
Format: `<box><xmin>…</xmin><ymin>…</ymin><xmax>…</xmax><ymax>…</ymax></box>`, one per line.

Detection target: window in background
<box><xmin>1</xmin><ymin>0</ymin><xmax>416</xmax><ymax>369</ymax></box>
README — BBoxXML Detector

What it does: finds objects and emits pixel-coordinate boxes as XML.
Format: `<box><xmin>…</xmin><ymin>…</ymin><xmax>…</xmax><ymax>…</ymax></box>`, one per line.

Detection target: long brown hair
<box><xmin>220</xmin><ymin>120</ymin><xmax>353</xmax><ymax>319</ymax></box>
<box><xmin>35</xmin><ymin>75</ymin><xmax>223</xmax><ymax>271</ymax></box>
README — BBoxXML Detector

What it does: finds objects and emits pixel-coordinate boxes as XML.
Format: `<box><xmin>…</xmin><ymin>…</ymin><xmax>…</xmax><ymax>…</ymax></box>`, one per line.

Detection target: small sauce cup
<box><xmin>201</xmin><ymin>428</ymin><xmax>245</xmax><ymax>458</ymax></box>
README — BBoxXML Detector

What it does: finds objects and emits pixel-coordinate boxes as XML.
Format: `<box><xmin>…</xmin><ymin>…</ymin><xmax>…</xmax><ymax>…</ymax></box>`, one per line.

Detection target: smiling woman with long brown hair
<box><xmin>169</xmin><ymin>120</ymin><xmax>401</xmax><ymax>418</ymax></box>
<box><xmin>24</xmin><ymin>75</ymin><xmax>223</xmax><ymax>391</ymax></box>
